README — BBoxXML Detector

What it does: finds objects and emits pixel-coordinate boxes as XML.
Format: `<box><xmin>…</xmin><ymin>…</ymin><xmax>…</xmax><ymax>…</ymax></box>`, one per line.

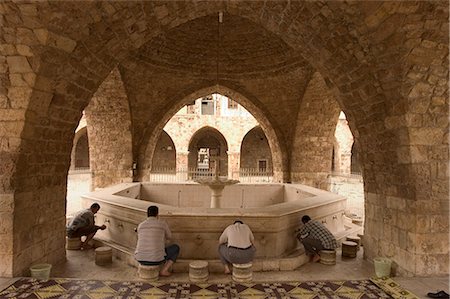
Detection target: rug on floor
<box><xmin>371</xmin><ymin>276</ymin><xmax>419</xmax><ymax>299</ymax></box>
<box><xmin>0</xmin><ymin>277</ymin><xmax>417</xmax><ymax>299</ymax></box>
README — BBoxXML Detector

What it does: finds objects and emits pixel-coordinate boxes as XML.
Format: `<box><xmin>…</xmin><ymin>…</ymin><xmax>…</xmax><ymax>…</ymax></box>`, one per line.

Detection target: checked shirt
<box><xmin>298</xmin><ymin>220</ymin><xmax>337</xmax><ymax>249</ymax></box>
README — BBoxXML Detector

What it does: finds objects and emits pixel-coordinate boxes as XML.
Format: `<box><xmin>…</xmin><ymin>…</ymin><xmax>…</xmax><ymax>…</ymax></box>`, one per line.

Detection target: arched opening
<box><xmin>151</xmin><ymin>131</ymin><xmax>177</xmax><ymax>172</ymax></box>
<box><xmin>351</xmin><ymin>143</ymin><xmax>361</xmax><ymax>175</ymax></box>
<box><xmin>67</xmin><ymin>124</ymin><xmax>93</xmax><ymax>216</ymax></box>
<box><xmin>188</xmin><ymin>127</ymin><xmax>228</xmax><ymax>177</ymax></box>
<box><xmin>74</xmin><ymin>133</ymin><xmax>89</xmax><ymax>169</ymax></box>
<box><xmin>240</xmin><ymin>126</ymin><xmax>273</xmax><ymax>182</ymax></box>
<box><xmin>141</xmin><ymin>87</ymin><xmax>287</xmax><ymax>183</ymax></box>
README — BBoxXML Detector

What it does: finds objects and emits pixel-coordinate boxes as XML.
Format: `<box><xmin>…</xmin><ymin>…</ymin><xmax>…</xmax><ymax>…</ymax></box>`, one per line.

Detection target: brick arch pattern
<box><xmin>0</xmin><ymin>1</ymin><xmax>447</xmax><ymax>276</ymax></box>
<box><xmin>140</xmin><ymin>84</ymin><xmax>288</xmax><ymax>183</ymax></box>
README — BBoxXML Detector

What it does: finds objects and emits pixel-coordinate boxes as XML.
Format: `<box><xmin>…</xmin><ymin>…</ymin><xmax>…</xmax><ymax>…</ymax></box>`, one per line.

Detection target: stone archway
<box><xmin>351</xmin><ymin>143</ymin><xmax>362</xmax><ymax>175</ymax></box>
<box><xmin>70</xmin><ymin>127</ymin><xmax>89</xmax><ymax>171</ymax></box>
<box><xmin>151</xmin><ymin>130</ymin><xmax>176</xmax><ymax>172</ymax></box>
<box><xmin>140</xmin><ymin>85</ymin><xmax>288</xmax><ymax>183</ymax></box>
<box><xmin>240</xmin><ymin>126</ymin><xmax>273</xmax><ymax>173</ymax></box>
<box><xmin>74</xmin><ymin>131</ymin><xmax>89</xmax><ymax>169</ymax></box>
<box><xmin>187</xmin><ymin>126</ymin><xmax>229</xmax><ymax>177</ymax></box>
<box><xmin>1</xmin><ymin>2</ymin><xmax>447</xmax><ymax>276</ymax></box>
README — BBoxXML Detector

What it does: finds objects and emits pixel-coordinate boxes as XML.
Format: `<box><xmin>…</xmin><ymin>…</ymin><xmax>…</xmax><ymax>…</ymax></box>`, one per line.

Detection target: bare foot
<box><xmin>159</xmin><ymin>271</ymin><xmax>171</xmax><ymax>277</ymax></box>
<box><xmin>224</xmin><ymin>265</ymin><xmax>231</xmax><ymax>274</ymax></box>
<box><xmin>312</xmin><ymin>254</ymin><xmax>321</xmax><ymax>263</ymax></box>
<box><xmin>81</xmin><ymin>243</ymin><xmax>93</xmax><ymax>250</ymax></box>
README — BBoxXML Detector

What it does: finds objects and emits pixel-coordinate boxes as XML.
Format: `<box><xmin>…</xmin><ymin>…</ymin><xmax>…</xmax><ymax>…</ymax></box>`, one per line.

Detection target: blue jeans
<box><xmin>138</xmin><ymin>244</ymin><xmax>180</xmax><ymax>265</ymax></box>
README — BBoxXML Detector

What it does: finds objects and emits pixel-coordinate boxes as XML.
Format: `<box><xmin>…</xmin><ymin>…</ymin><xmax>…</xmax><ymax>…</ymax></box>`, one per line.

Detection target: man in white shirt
<box><xmin>135</xmin><ymin>206</ymin><xmax>180</xmax><ymax>277</ymax></box>
<box><xmin>218</xmin><ymin>220</ymin><xmax>256</xmax><ymax>274</ymax></box>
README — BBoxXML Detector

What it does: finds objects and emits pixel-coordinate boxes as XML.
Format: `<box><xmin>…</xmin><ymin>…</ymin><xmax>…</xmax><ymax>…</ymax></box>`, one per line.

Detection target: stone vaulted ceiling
<box><xmin>130</xmin><ymin>13</ymin><xmax>310</xmax><ymax>79</ymax></box>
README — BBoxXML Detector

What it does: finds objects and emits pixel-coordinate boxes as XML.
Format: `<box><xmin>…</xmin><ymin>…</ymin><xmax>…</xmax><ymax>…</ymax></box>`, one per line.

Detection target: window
<box><xmin>228</xmin><ymin>98</ymin><xmax>238</xmax><ymax>109</ymax></box>
<box><xmin>201</xmin><ymin>96</ymin><xmax>214</xmax><ymax>115</ymax></box>
<box><xmin>186</xmin><ymin>101</ymin><xmax>196</xmax><ymax>114</ymax></box>
<box><xmin>258</xmin><ymin>159</ymin><xmax>267</xmax><ymax>172</ymax></box>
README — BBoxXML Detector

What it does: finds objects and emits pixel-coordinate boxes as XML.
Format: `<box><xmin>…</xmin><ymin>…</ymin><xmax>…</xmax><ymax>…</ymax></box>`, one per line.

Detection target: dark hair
<box><xmin>148</xmin><ymin>205</ymin><xmax>159</xmax><ymax>217</ymax></box>
<box><xmin>234</xmin><ymin>220</ymin><xmax>244</xmax><ymax>224</ymax></box>
<box><xmin>301</xmin><ymin>215</ymin><xmax>311</xmax><ymax>224</ymax></box>
<box><xmin>90</xmin><ymin>203</ymin><xmax>100</xmax><ymax>210</ymax></box>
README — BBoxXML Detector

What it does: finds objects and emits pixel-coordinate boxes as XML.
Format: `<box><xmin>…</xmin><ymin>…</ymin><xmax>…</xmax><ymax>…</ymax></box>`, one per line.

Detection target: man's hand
<box><xmin>100</xmin><ymin>224</ymin><xmax>107</xmax><ymax>230</ymax></box>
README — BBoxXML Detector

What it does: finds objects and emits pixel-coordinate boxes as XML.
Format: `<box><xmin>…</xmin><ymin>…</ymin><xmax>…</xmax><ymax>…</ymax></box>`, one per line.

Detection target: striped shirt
<box><xmin>135</xmin><ymin>217</ymin><xmax>172</xmax><ymax>262</ymax></box>
<box><xmin>298</xmin><ymin>220</ymin><xmax>337</xmax><ymax>249</ymax></box>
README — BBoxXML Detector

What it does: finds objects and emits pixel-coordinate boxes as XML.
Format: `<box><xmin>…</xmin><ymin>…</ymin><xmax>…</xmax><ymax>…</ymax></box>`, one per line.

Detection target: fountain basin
<box><xmin>82</xmin><ymin>182</ymin><xmax>348</xmax><ymax>260</ymax></box>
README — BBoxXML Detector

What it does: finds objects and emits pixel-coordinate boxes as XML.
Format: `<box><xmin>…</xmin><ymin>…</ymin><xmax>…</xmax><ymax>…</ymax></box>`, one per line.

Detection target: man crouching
<box><xmin>135</xmin><ymin>205</ymin><xmax>180</xmax><ymax>277</ymax></box>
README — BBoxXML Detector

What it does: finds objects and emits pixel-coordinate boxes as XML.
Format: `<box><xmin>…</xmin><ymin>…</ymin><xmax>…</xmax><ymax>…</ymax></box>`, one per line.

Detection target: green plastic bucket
<box><xmin>30</xmin><ymin>263</ymin><xmax>52</xmax><ymax>280</ymax></box>
<box><xmin>374</xmin><ymin>257</ymin><xmax>391</xmax><ymax>278</ymax></box>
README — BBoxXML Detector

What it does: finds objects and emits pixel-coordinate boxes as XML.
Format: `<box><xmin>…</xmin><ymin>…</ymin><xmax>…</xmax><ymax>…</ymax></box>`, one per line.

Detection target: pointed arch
<box><xmin>140</xmin><ymin>84</ymin><xmax>288</xmax><ymax>182</ymax></box>
<box><xmin>151</xmin><ymin>130</ymin><xmax>177</xmax><ymax>172</ymax></box>
<box><xmin>187</xmin><ymin>126</ymin><xmax>229</xmax><ymax>177</ymax></box>
<box><xmin>240</xmin><ymin>126</ymin><xmax>273</xmax><ymax>173</ymax></box>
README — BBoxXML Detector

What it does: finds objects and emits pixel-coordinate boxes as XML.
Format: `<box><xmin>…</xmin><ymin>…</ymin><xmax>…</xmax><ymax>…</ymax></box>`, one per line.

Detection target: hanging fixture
<box><xmin>215</xmin><ymin>11</ymin><xmax>223</xmax><ymax>90</ymax></box>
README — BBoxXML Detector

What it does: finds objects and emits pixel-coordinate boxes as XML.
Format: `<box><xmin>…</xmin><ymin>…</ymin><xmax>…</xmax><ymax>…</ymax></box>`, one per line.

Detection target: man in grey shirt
<box><xmin>66</xmin><ymin>203</ymin><xmax>106</xmax><ymax>249</ymax></box>
<box><xmin>135</xmin><ymin>206</ymin><xmax>180</xmax><ymax>277</ymax></box>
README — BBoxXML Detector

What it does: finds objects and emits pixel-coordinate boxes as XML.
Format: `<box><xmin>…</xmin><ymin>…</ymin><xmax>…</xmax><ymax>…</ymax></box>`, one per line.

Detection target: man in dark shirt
<box><xmin>67</xmin><ymin>203</ymin><xmax>106</xmax><ymax>249</ymax></box>
<box><xmin>297</xmin><ymin>215</ymin><xmax>337</xmax><ymax>262</ymax></box>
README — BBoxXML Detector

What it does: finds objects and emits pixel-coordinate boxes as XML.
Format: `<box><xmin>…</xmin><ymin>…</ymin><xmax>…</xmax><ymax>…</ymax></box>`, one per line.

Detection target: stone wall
<box><xmin>290</xmin><ymin>72</ymin><xmax>341</xmax><ymax>189</ymax></box>
<box><xmin>85</xmin><ymin>69</ymin><xmax>133</xmax><ymax>189</ymax></box>
<box><xmin>240</xmin><ymin>126</ymin><xmax>273</xmax><ymax>170</ymax></box>
<box><xmin>161</xmin><ymin>94</ymin><xmax>259</xmax><ymax>176</ymax></box>
<box><xmin>151</xmin><ymin>131</ymin><xmax>176</xmax><ymax>170</ymax></box>
<box><xmin>333</xmin><ymin>113</ymin><xmax>354</xmax><ymax>174</ymax></box>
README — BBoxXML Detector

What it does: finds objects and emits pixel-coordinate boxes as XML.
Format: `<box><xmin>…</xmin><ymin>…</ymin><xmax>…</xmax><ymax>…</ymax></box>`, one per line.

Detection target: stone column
<box><xmin>340</xmin><ymin>153</ymin><xmax>351</xmax><ymax>174</ymax></box>
<box><xmin>176</xmin><ymin>151</ymin><xmax>189</xmax><ymax>180</ymax></box>
<box><xmin>227</xmin><ymin>151</ymin><xmax>240</xmax><ymax>179</ymax></box>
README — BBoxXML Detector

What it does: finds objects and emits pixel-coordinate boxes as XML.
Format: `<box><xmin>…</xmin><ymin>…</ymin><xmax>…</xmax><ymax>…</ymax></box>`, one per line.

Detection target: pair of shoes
<box><xmin>427</xmin><ymin>291</ymin><xmax>450</xmax><ymax>298</ymax></box>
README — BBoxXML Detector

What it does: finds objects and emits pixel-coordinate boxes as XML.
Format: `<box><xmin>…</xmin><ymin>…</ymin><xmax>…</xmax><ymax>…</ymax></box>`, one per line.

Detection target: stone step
<box><xmin>93</xmin><ymin>239</ymin><xmax>309</xmax><ymax>272</ymax></box>
<box><xmin>91</xmin><ymin>222</ymin><xmax>361</xmax><ymax>273</ymax></box>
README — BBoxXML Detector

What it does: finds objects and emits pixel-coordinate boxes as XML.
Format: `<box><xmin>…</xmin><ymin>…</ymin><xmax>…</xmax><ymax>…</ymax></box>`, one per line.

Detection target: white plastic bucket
<box><xmin>30</xmin><ymin>263</ymin><xmax>52</xmax><ymax>280</ymax></box>
<box><xmin>374</xmin><ymin>257</ymin><xmax>391</xmax><ymax>278</ymax></box>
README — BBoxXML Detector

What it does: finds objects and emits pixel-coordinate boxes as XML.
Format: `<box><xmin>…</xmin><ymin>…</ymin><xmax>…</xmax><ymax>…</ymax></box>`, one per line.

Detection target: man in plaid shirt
<box><xmin>297</xmin><ymin>215</ymin><xmax>337</xmax><ymax>262</ymax></box>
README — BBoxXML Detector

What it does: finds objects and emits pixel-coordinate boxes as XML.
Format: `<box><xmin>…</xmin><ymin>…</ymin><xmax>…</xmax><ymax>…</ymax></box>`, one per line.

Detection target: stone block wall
<box><xmin>290</xmin><ymin>72</ymin><xmax>341</xmax><ymax>189</ymax></box>
<box><xmin>152</xmin><ymin>131</ymin><xmax>176</xmax><ymax>170</ymax></box>
<box><xmin>240</xmin><ymin>126</ymin><xmax>273</xmax><ymax>170</ymax></box>
<box><xmin>85</xmin><ymin>69</ymin><xmax>133</xmax><ymax>189</ymax></box>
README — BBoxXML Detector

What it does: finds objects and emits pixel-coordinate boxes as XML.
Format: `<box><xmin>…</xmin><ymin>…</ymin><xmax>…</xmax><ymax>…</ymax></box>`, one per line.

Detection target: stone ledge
<box><xmin>92</xmin><ymin>239</ymin><xmax>309</xmax><ymax>273</ymax></box>
<box><xmin>91</xmin><ymin>220</ymin><xmax>362</xmax><ymax>273</ymax></box>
